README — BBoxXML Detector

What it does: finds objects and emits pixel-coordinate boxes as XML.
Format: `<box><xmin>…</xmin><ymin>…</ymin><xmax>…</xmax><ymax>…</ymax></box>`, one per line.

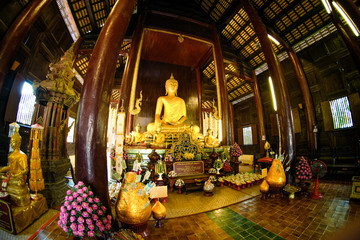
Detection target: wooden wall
<box><xmin>133</xmin><ymin>60</ymin><xmax>199</xmax><ymax>130</ymax></box>
<box><xmin>234</xmin><ymin>32</ymin><xmax>360</xmax><ymax>164</ymax></box>
<box><xmin>0</xmin><ymin>2</ymin><xmax>73</xmax><ymax>165</ymax></box>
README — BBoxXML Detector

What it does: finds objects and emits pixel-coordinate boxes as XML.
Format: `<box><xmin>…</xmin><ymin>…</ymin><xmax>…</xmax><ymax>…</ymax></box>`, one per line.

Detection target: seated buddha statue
<box><xmin>147</xmin><ymin>74</ymin><xmax>189</xmax><ymax>133</ymax></box>
<box><xmin>204</xmin><ymin>128</ymin><xmax>220</xmax><ymax>148</ymax></box>
<box><xmin>0</xmin><ymin>130</ymin><xmax>31</xmax><ymax>206</ymax></box>
<box><xmin>153</xmin><ymin>128</ymin><xmax>165</xmax><ymax>146</ymax></box>
<box><xmin>130</xmin><ymin>124</ymin><xmax>145</xmax><ymax>144</ymax></box>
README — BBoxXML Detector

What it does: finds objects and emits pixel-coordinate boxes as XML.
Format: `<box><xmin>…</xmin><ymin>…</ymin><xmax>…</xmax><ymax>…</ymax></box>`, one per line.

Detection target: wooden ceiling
<box><xmin>68</xmin><ymin>0</ymin><xmax>340</xmax><ymax>103</ymax></box>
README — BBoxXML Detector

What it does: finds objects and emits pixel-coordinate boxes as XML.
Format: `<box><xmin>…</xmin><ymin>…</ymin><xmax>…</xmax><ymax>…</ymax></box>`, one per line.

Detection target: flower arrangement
<box><xmin>164</xmin><ymin>154</ymin><xmax>173</xmax><ymax>162</ymax></box>
<box><xmin>109</xmin><ymin>147</ymin><xmax>115</xmax><ymax>167</ymax></box>
<box><xmin>296</xmin><ymin>156</ymin><xmax>312</xmax><ymax>181</ymax></box>
<box><xmin>222</xmin><ymin>160</ymin><xmax>232</xmax><ymax>173</ymax></box>
<box><xmin>123</xmin><ymin>148</ymin><xmax>128</xmax><ymax>161</ymax></box>
<box><xmin>208</xmin><ymin>175</ymin><xmax>217</xmax><ymax>183</ymax></box>
<box><xmin>208</xmin><ymin>168</ymin><xmax>217</xmax><ymax>174</ymax></box>
<box><xmin>214</xmin><ymin>158</ymin><xmax>223</xmax><ymax>169</ymax></box>
<box><xmin>58</xmin><ymin>181</ymin><xmax>112</xmax><ymax>238</ymax></box>
<box><xmin>175</xmin><ymin>179</ymin><xmax>184</xmax><ymax>187</ymax></box>
<box><xmin>168</xmin><ymin>170</ymin><xmax>177</xmax><ymax>178</ymax></box>
<box><xmin>183</xmin><ymin>152</ymin><xmax>194</xmax><ymax>160</ymax></box>
<box><xmin>231</xmin><ymin>142</ymin><xmax>243</xmax><ymax>159</ymax></box>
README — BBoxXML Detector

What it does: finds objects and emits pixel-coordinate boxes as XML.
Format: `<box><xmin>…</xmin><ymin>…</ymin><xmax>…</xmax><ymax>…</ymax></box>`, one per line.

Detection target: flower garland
<box><xmin>231</xmin><ymin>142</ymin><xmax>243</xmax><ymax>158</ymax></box>
<box><xmin>296</xmin><ymin>156</ymin><xmax>313</xmax><ymax>180</ymax></box>
<box><xmin>58</xmin><ymin>181</ymin><xmax>112</xmax><ymax>238</ymax></box>
<box><xmin>175</xmin><ymin>179</ymin><xmax>184</xmax><ymax>187</ymax></box>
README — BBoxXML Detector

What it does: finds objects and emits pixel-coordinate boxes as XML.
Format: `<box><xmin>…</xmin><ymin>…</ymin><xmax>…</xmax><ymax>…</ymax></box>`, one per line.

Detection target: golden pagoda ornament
<box><xmin>29</xmin><ymin>123</ymin><xmax>45</xmax><ymax>200</ymax></box>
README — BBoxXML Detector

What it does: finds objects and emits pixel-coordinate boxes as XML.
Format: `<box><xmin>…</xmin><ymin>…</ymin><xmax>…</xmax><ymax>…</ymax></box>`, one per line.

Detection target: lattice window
<box><xmin>16</xmin><ymin>82</ymin><xmax>36</xmax><ymax>125</ymax></box>
<box><xmin>329</xmin><ymin>96</ymin><xmax>353</xmax><ymax>129</ymax></box>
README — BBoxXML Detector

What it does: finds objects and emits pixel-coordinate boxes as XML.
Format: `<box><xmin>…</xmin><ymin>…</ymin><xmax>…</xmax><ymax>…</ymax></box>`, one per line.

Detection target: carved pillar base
<box><xmin>41</xmin><ymin>157</ymin><xmax>70</xmax><ymax>207</ymax></box>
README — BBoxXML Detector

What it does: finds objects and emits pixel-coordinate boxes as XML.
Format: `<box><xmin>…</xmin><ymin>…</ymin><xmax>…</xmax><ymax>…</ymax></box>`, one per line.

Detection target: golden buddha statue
<box><xmin>147</xmin><ymin>74</ymin><xmax>188</xmax><ymax>133</ymax></box>
<box><xmin>0</xmin><ymin>131</ymin><xmax>31</xmax><ymax>206</ymax></box>
<box><xmin>153</xmin><ymin>128</ymin><xmax>165</xmax><ymax>146</ymax></box>
<box><xmin>204</xmin><ymin>128</ymin><xmax>220</xmax><ymax>148</ymax></box>
<box><xmin>130</xmin><ymin>124</ymin><xmax>145</xmax><ymax>144</ymax></box>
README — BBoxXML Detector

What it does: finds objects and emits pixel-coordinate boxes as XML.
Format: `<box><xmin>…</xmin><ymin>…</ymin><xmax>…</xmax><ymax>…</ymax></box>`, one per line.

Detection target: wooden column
<box><xmin>76</xmin><ymin>0</ymin><xmax>137</xmax><ymax>209</ymax></box>
<box><xmin>0</xmin><ymin>0</ymin><xmax>52</xmax><ymax>93</ymax></box>
<box><xmin>120</xmin><ymin>14</ymin><xmax>145</xmax><ymax>135</ymax></box>
<box><xmin>212</xmin><ymin>25</ymin><xmax>232</xmax><ymax>145</ymax></box>
<box><xmin>242</xmin><ymin>0</ymin><xmax>295</xmax><ymax>169</ymax></box>
<box><xmin>252</xmin><ymin>70</ymin><xmax>266</xmax><ymax>154</ymax></box>
<box><xmin>196</xmin><ymin>67</ymin><xmax>203</xmax><ymax>132</ymax></box>
<box><xmin>287</xmin><ymin>49</ymin><xmax>317</xmax><ymax>152</ymax></box>
<box><xmin>331</xmin><ymin>9</ymin><xmax>360</xmax><ymax>71</ymax></box>
<box><xmin>228</xmin><ymin>101</ymin><xmax>235</xmax><ymax>144</ymax></box>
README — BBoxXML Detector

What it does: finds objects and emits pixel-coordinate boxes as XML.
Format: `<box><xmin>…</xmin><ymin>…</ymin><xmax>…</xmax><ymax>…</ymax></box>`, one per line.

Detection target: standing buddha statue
<box><xmin>0</xmin><ymin>129</ymin><xmax>31</xmax><ymax>206</ymax></box>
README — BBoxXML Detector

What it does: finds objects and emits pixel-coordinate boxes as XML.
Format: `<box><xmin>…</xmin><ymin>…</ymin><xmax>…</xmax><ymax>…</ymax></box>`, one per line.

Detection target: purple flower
<box><xmin>86</xmin><ymin>218</ymin><xmax>92</xmax><ymax>225</ymax></box>
<box><xmin>87</xmin><ymin>207</ymin><xmax>93</xmax><ymax>214</ymax></box>
<box><xmin>82</xmin><ymin>186</ymin><xmax>88</xmax><ymax>192</ymax></box>
<box><xmin>88</xmin><ymin>197</ymin><xmax>93</xmax><ymax>203</ymax></box>
<box><xmin>101</xmin><ymin>206</ymin><xmax>106</xmax><ymax>211</ymax></box>
<box><xmin>78</xmin><ymin>224</ymin><xmax>85</xmax><ymax>232</ymax></box>
<box><xmin>78</xmin><ymin>216</ymin><xmax>84</xmax><ymax>224</ymax></box>
<box><xmin>66</xmin><ymin>205</ymin><xmax>72</xmax><ymax>211</ymax></box>
<box><xmin>99</xmin><ymin>225</ymin><xmax>105</xmax><ymax>232</ymax></box>
<box><xmin>92</xmin><ymin>204</ymin><xmax>98</xmax><ymax>210</ymax></box>
<box><xmin>70</xmin><ymin>216</ymin><xmax>75</xmax><ymax>222</ymax></box>
<box><xmin>65</xmin><ymin>196</ymin><xmax>69</xmax><ymax>201</ymax></box>
<box><xmin>62</xmin><ymin>226</ymin><xmax>68</xmax><ymax>232</ymax></box>
<box><xmin>82</xmin><ymin>202</ymin><xmax>89</xmax><ymax>208</ymax></box>
<box><xmin>71</xmin><ymin>210</ymin><xmax>76</xmax><ymax>215</ymax></box>
<box><xmin>107</xmin><ymin>215</ymin><xmax>112</xmax><ymax>221</ymax></box>
<box><xmin>58</xmin><ymin>220</ymin><xmax>62</xmax><ymax>227</ymax></box>
<box><xmin>97</xmin><ymin>210</ymin><xmax>103</xmax><ymax>216</ymax></box>
<box><xmin>82</xmin><ymin>193</ymin><xmax>88</xmax><ymax>199</ymax></box>
<box><xmin>82</xmin><ymin>211</ymin><xmax>89</xmax><ymax>218</ymax></box>
<box><xmin>77</xmin><ymin>189</ymin><xmax>83</xmax><ymax>194</ymax></box>
<box><xmin>66</xmin><ymin>190</ymin><xmax>72</xmax><ymax>195</ymax></box>
<box><xmin>71</xmin><ymin>201</ymin><xmax>77</xmax><ymax>208</ymax></box>
<box><xmin>88</xmin><ymin>224</ymin><xmax>95</xmax><ymax>230</ymax></box>
<box><xmin>76</xmin><ymin>205</ymin><xmax>82</xmax><ymax>211</ymax></box>
<box><xmin>77</xmin><ymin>196</ymin><xmax>83</xmax><ymax>202</ymax></box>
<box><xmin>106</xmin><ymin>223</ymin><xmax>111</xmax><ymax>230</ymax></box>
<box><xmin>88</xmin><ymin>191</ymin><xmax>94</xmax><ymax>196</ymax></box>
<box><xmin>94</xmin><ymin>197</ymin><xmax>100</xmax><ymax>203</ymax></box>
<box><xmin>64</xmin><ymin>201</ymin><xmax>70</xmax><ymax>207</ymax></box>
<box><xmin>78</xmin><ymin>181</ymin><xmax>84</xmax><ymax>186</ymax></box>
<box><xmin>103</xmin><ymin>218</ymin><xmax>108</xmax><ymax>224</ymax></box>
<box><xmin>92</xmin><ymin>214</ymin><xmax>99</xmax><ymax>221</ymax></box>
<box><xmin>96</xmin><ymin>220</ymin><xmax>102</xmax><ymax>227</ymax></box>
<box><xmin>68</xmin><ymin>196</ymin><xmax>73</xmax><ymax>201</ymax></box>
<box><xmin>73</xmin><ymin>231</ymin><xmax>79</xmax><ymax>236</ymax></box>
<box><xmin>73</xmin><ymin>192</ymin><xmax>79</xmax><ymax>198</ymax></box>
<box><xmin>87</xmin><ymin>231</ymin><xmax>95</xmax><ymax>237</ymax></box>
<box><xmin>60</xmin><ymin>206</ymin><xmax>66</xmax><ymax>212</ymax></box>
<box><xmin>78</xmin><ymin>231</ymin><xmax>84</xmax><ymax>237</ymax></box>
<box><xmin>70</xmin><ymin>223</ymin><xmax>77</xmax><ymax>231</ymax></box>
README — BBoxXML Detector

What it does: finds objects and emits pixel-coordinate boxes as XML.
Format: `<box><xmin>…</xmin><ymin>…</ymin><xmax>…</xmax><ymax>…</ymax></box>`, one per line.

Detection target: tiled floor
<box><xmin>29</xmin><ymin>180</ymin><xmax>360</xmax><ymax>239</ymax></box>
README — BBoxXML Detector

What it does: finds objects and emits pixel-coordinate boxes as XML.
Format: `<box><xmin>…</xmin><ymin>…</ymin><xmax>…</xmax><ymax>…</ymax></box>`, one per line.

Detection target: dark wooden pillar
<box><xmin>242</xmin><ymin>0</ymin><xmax>295</xmax><ymax>170</ymax></box>
<box><xmin>331</xmin><ymin>8</ymin><xmax>360</xmax><ymax>71</ymax></box>
<box><xmin>196</xmin><ymin>67</ymin><xmax>203</xmax><ymax>132</ymax></box>
<box><xmin>287</xmin><ymin>49</ymin><xmax>317</xmax><ymax>152</ymax></box>
<box><xmin>212</xmin><ymin>25</ymin><xmax>232</xmax><ymax>145</ymax></box>
<box><xmin>76</xmin><ymin>0</ymin><xmax>137</xmax><ymax>209</ymax></box>
<box><xmin>120</xmin><ymin>14</ymin><xmax>145</xmax><ymax>136</ymax></box>
<box><xmin>252</xmin><ymin>71</ymin><xmax>266</xmax><ymax>154</ymax></box>
<box><xmin>0</xmin><ymin>0</ymin><xmax>52</xmax><ymax>93</ymax></box>
<box><xmin>228</xmin><ymin>101</ymin><xmax>235</xmax><ymax>144</ymax></box>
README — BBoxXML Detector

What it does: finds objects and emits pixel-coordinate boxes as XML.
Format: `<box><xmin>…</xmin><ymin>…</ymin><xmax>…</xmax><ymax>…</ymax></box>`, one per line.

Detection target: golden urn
<box><xmin>116</xmin><ymin>172</ymin><xmax>152</xmax><ymax>224</ymax></box>
<box><xmin>265</xmin><ymin>159</ymin><xmax>286</xmax><ymax>188</ymax></box>
<box><xmin>152</xmin><ymin>201</ymin><xmax>166</xmax><ymax>219</ymax></box>
<box><xmin>260</xmin><ymin>179</ymin><xmax>269</xmax><ymax>193</ymax></box>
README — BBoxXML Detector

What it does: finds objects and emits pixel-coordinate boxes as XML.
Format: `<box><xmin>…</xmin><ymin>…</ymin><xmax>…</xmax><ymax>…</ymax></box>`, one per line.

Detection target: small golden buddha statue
<box><xmin>204</xmin><ymin>128</ymin><xmax>220</xmax><ymax>148</ymax></box>
<box><xmin>147</xmin><ymin>74</ymin><xmax>188</xmax><ymax>133</ymax></box>
<box><xmin>153</xmin><ymin>128</ymin><xmax>165</xmax><ymax>146</ymax></box>
<box><xmin>0</xmin><ymin>131</ymin><xmax>31</xmax><ymax>206</ymax></box>
<box><xmin>130</xmin><ymin>124</ymin><xmax>145</xmax><ymax>144</ymax></box>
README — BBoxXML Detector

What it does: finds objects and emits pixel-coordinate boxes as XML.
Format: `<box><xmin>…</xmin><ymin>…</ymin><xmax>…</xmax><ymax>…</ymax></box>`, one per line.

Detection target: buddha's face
<box><xmin>10</xmin><ymin>133</ymin><xmax>21</xmax><ymax>150</ymax></box>
<box><xmin>165</xmin><ymin>79</ymin><xmax>178</xmax><ymax>95</ymax></box>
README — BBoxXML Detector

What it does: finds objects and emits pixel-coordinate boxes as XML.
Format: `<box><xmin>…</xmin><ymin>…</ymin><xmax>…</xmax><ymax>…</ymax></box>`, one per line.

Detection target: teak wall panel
<box><xmin>133</xmin><ymin>60</ymin><xmax>198</xmax><ymax>130</ymax></box>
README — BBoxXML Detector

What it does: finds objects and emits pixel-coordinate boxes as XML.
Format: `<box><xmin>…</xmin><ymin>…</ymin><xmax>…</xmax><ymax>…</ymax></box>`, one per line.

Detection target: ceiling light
<box><xmin>267</xmin><ymin>34</ymin><xmax>280</xmax><ymax>45</ymax></box>
<box><xmin>332</xmin><ymin>1</ymin><xmax>359</xmax><ymax>37</ymax></box>
<box><xmin>321</xmin><ymin>0</ymin><xmax>332</xmax><ymax>14</ymax></box>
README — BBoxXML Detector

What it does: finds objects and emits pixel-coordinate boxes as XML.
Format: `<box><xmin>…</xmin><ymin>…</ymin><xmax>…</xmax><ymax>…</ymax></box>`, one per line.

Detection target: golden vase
<box><xmin>116</xmin><ymin>172</ymin><xmax>152</xmax><ymax>224</ymax></box>
<box><xmin>265</xmin><ymin>159</ymin><xmax>286</xmax><ymax>188</ymax></box>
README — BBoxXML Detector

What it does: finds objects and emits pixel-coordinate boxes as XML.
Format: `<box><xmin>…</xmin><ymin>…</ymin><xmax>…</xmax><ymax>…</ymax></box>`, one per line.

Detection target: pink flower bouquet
<box><xmin>231</xmin><ymin>142</ymin><xmax>243</xmax><ymax>158</ymax></box>
<box><xmin>58</xmin><ymin>181</ymin><xmax>112</xmax><ymax>238</ymax></box>
<box><xmin>296</xmin><ymin>156</ymin><xmax>313</xmax><ymax>180</ymax></box>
